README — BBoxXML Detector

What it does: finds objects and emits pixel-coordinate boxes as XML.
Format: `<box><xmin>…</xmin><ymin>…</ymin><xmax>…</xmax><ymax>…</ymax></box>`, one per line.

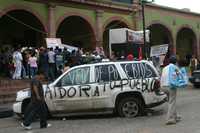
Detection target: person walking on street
<box><xmin>161</xmin><ymin>55</ymin><xmax>182</xmax><ymax>125</ymax></box>
<box><xmin>189</xmin><ymin>54</ymin><xmax>198</xmax><ymax>74</ymax></box>
<box><xmin>21</xmin><ymin>74</ymin><xmax>51</xmax><ymax>130</ymax></box>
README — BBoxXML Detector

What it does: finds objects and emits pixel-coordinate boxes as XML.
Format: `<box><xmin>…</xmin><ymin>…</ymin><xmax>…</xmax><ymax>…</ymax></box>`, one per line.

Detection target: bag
<box><xmin>169</xmin><ymin>65</ymin><xmax>188</xmax><ymax>88</ymax></box>
<box><xmin>178</xmin><ymin>67</ymin><xmax>188</xmax><ymax>87</ymax></box>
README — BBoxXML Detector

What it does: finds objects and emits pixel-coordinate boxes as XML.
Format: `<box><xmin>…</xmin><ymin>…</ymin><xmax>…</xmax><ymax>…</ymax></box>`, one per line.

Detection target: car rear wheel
<box><xmin>117</xmin><ymin>97</ymin><xmax>142</xmax><ymax>118</ymax></box>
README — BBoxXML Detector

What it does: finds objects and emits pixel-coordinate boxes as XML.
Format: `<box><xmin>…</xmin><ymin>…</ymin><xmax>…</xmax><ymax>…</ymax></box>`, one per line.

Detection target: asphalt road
<box><xmin>1</xmin><ymin>86</ymin><xmax>200</xmax><ymax>133</ymax></box>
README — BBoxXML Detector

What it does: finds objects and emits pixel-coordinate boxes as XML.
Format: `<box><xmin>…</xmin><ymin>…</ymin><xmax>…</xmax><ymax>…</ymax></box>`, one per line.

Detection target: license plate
<box><xmin>195</xmin><ymin>79</ymin><xmax>200</xmax><ymax>82</ymax></box>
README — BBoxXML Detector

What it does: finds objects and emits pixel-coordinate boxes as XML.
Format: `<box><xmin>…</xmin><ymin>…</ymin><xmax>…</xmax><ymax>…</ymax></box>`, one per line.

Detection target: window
<box><xmin>121</xmin><ymin>63</ymin><xmax>157</xmax><ymax>79</ymax></box>
<box><xmin>112</xmin><ymin>0</ymin><xmax>133</xmax><ymax>4</ymax></box>
<box><xmin>95</xmin><ymin>64</ymin><xmax>121</xmax><ymax>82</ymax></box>
<box><xmin>61</xmin><ymin>67</ymin><xmax>90</xmax><ymax>86</ymax></box>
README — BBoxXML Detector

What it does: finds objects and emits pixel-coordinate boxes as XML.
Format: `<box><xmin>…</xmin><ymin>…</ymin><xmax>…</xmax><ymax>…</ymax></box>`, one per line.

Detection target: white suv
<box><xmin>13</xmin><ymin>60</ymin><xmax>167</xmax><ymax>118</ymax></box>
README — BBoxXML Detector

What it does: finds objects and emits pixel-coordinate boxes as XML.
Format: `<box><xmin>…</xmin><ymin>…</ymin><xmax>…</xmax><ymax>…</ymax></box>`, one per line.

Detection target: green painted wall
<box><xmin>102</xmin><ymin>12</ymin><xmax>133</xmax><ymax>28</ymax></box>
<box><xmin>137</xmin><ymin>6</ymin><xmax>200</xmax><ymax>35</ymax></box>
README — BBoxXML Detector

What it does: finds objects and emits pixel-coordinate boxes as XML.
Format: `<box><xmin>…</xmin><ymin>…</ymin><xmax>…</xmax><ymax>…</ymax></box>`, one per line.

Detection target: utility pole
<box><xmin>140</xmin><ymin>0</ymin><xmax>154</xmax><ymax>59</ymax></box>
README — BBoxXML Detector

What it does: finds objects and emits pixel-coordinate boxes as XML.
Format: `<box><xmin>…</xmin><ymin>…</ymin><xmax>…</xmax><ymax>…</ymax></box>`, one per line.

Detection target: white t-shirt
<box><xmin>48</xmin><ymin>51</ymin><xmax>55</xmax><ymax>63</ymax></box>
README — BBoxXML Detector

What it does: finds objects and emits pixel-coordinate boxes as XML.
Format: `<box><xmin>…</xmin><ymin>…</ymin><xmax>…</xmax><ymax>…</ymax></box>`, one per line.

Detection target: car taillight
<box><xmin>153</xmin><ymin>79</ymin><xmax>160</xmax><ymax>91</ymax></box>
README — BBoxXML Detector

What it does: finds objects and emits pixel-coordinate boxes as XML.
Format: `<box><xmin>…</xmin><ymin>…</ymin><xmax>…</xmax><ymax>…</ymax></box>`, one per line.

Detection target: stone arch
<box><xmin>103</xmin><ymin>16</ymin><xmax>132</xmax><ymax>30</ymax></box>
<box><xmin>0</xmin><ymin>5</ymin><xmax>48</xmax><ymax>32</ymax></box>
<box><xmin>176</xmin><ymin>25</ymin><xmax>197</xmax><ymax>64</ymax></box>
<box><xmin>147</xmin><ymin>21</ymin><xmax>173</xmax><ymax>65</ymax></box>
<box><xmin>56</xmin><ymin>13</ymin><xmax>96</xmax><ymax>50</ymax></box>
<box><xmin>102</xmin><ymin>17</ymin><xmax>132</xmax><ymax>56</ymax></box>
<box><xmin>56</xmin><ymin>12</ymin><xmax>96</xmax><ymax>38</ymax></box>
<box><xmin>0</xmin><ymin>6</ymin><xmax>47</xmax><ymax>47</ymax></box>
<box><xmin>147</xmin><ymin>20</ymin><xmax>174</xmax><ymax>45</ymax></box>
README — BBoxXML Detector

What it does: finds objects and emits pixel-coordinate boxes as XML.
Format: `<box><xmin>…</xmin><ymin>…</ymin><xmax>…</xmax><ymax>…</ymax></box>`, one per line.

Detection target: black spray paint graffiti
<box><xmin>44</xmin><ymin>78</ymin><xmax>158</xmax><ymax>99</ymax></box>
<box><xmin>95</xmin><ymin>65</ymin><xmax>120</xmax><ymax>82</ymax></box>
<box><xmin>121</xmin><ymin>63</ymin><xmax>154</xmax><ymax>79</ymax></box>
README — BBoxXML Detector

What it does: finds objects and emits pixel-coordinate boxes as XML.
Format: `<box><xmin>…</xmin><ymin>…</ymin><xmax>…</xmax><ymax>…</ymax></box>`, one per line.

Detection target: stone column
<box><xmin>48</xmin><ymin>3</ymin><xmax>56</xmax><ymax>38</ymax></box>
<box><xmin>172</xmin><ymin>32</ymin><xmax>176</xmax><ymax>55</ymax></box>
<box><xmin>95</xmin><ymin>9</ymin><xmax>104</xmax><ymax>47</ymax></box>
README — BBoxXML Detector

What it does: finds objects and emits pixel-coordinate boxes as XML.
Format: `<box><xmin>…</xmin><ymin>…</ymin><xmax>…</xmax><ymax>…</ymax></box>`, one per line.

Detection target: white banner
<box><xmin>150</xmin><ymin>44</ymin><xmax>168</xmax><ymax>57</ymax></box>
<box><xmin>46</xmin><ymin>38</ymin><xmax>62</xmax><ymax>49</ymax></box>
<box><xmin>127</xmin><ymin>30</ymin><xmax>150</xmax><ymax>43</ymax></box>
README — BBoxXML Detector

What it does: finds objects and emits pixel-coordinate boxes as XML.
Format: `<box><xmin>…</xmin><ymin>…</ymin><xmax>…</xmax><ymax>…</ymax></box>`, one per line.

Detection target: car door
<box><xmin>90</xmin><ymin>64</ymin><xmax>121</xmax><ymax>110</ymax></box>
<box><xmin>52</xmin><ymin>66</ymin><xmax>93</xmax><ymax>113</ymax></box>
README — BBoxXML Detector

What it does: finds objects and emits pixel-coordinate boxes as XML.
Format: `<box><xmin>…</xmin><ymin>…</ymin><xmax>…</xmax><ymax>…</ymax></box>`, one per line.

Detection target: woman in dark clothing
<box><xmin>21</xmin><ymin>74</ymin><xmax>51</xmax><ymax>130</ymax></box>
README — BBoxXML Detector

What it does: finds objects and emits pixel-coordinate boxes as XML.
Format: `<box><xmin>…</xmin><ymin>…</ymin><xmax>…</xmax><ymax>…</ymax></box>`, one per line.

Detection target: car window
<box><xmin>95</xmin><ymin>64</ymin><xmax>121</xmax><ymax>82</ymax></box>
<box><xmin>121</xmin><ymin>63</ymin><xmax>157</xmax><ymax>79</ymax></box>
<box><xmin>61</xmin><ymin>67</ymin><xmax>90</xmax><ymax>86</ymax></box>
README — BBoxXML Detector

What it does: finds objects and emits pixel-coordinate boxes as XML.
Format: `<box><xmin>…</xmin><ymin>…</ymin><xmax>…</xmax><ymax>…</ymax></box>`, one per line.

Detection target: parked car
<box><xmin>189</xmin><ymin>69</ymin><xmax>200</xmax><ymax>88</ymax></box>
<box><xmin>13</xmin><ymin>60</ymin><xmax>167</xmax><ymax>118</ymax></box>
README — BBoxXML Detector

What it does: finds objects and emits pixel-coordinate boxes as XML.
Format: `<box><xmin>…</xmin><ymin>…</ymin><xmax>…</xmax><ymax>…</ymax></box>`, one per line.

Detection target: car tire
<box><xmin>117</xmin><ymin>97</ymin><xmax>142</xmax><ymax>118</ymax></box>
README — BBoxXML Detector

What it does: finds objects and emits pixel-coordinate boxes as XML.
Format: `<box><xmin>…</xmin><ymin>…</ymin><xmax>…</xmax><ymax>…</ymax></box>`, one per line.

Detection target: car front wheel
<box><xmin>117</xmin><ymin>97</ymin><xmax>142</xmax><ymax>118</ymax></box>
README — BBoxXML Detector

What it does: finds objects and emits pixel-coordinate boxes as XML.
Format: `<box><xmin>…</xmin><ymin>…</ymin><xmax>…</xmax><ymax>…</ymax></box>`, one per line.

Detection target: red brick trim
<box><xmin>0</xmin><ymin>4</ymin><xmax>48</xmax><ymax>33</ymax></box>
<box><xmin>103</xmin><ymin>16</ymin><xmax>133</xmax><ymax>31</ymax></box>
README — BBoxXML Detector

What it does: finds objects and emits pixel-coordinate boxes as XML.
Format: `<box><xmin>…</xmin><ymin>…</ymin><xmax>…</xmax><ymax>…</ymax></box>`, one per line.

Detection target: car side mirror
<box><xmin>56</xmin><ymin>81</ymin><xmax>62</xmax><ymax>87</ymax></box>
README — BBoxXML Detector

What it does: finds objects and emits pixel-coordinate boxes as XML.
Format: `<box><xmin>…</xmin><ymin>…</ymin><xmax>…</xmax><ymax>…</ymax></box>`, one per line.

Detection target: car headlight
<box><xmin>16</xmin><ymin>88</ymin><xmax>31</xmax><ymax>102</ymax></box>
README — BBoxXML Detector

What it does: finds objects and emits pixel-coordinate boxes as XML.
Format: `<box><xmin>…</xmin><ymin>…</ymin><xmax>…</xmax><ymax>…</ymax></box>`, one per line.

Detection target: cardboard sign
<box><xmin>46</xmin><ymin>38</ymin><xmax>62</xmax><ymax>49</ymax></box>
<box><xmin>150</xmin><ymin>44</ymin><xmax>168</xmax><ymax>57</ymax></box>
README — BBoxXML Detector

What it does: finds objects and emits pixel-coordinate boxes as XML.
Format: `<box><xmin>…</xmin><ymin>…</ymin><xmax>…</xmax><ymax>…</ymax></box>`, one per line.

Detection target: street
<box><xmin>1</xmin><ymin>86</ymin><xmax>200</xmax><ymax>133</ymax></box>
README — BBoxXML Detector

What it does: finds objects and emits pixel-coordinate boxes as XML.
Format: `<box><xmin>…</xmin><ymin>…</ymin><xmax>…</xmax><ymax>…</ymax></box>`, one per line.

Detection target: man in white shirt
<box><xmin>12</xmin><ymin>48</ymin><xmax>23</xmax><ymax>79</ymax></box>
<box><xmin>161</xmin><ymin>55</ymin><xmax>181</xmax><ymax>125</ymax></box>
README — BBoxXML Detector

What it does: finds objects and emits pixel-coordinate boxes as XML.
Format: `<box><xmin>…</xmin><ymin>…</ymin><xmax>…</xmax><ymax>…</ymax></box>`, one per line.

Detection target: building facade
<box><xmin>0</xmin><ymin>0</ymin><xmax>199</xmax><ymax>59</ymax></box>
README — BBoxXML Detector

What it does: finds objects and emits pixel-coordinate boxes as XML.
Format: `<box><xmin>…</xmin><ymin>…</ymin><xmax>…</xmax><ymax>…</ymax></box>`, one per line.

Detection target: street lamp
<box><xmin>140</xmin><ymin>0</ymin><xmax>154</xmax><ymax>59</ymax></box>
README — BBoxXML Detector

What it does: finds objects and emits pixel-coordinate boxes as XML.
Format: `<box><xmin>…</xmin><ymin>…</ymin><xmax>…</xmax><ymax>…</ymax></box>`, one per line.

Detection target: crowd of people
<box><xmin>0</xmin><ymin>46</ymin><xmax>106</xmax><ymax>81</ymax></box>
<box><xmin>0</xmin><ymin>45</ymin><xmax>199</xmax><ymax>82</ymax></box>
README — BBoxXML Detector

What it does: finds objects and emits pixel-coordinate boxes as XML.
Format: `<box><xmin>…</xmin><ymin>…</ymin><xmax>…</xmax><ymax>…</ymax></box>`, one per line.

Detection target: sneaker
<box><xmin>47</xmin><ymin>123</ymin><xmax>52</xmax><ymax>128</ymax></box>
<box><xmin>165</xmin><ymin>120</ymin><xmax>176</xmax><ymax>125</ymax></box>
<box><xmin>21</xmin><ymin>123</ymin><xmax>32</xmax><ymax>130</ymax></box>
<box><xmin>41</xmin><ymin>123</ymin><xmax>52</xmax><ymax>129</ymax></box>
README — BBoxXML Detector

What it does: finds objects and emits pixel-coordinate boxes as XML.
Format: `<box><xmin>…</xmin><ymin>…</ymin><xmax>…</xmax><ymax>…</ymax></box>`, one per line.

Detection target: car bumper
<box><xmin>13</xmin><ymin>102</ymin><xmax>22</xmax><ymax>114</ymax></box>
<box><xmin>146</xmin><ymin>97</ymin><xmax>167</xmax><ymax>108</ymax></box>
<box><xmin>146</xmin><ymin>92</ymin><xmax>167</xmax><ymax>108</ymax></box>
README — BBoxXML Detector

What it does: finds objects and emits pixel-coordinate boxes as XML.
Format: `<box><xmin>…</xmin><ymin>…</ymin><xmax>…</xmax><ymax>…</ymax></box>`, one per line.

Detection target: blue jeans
<box><xmin>30</xmin><ymin>67</ymin><xmax>37</xmax><ymax>78</ymax></box>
